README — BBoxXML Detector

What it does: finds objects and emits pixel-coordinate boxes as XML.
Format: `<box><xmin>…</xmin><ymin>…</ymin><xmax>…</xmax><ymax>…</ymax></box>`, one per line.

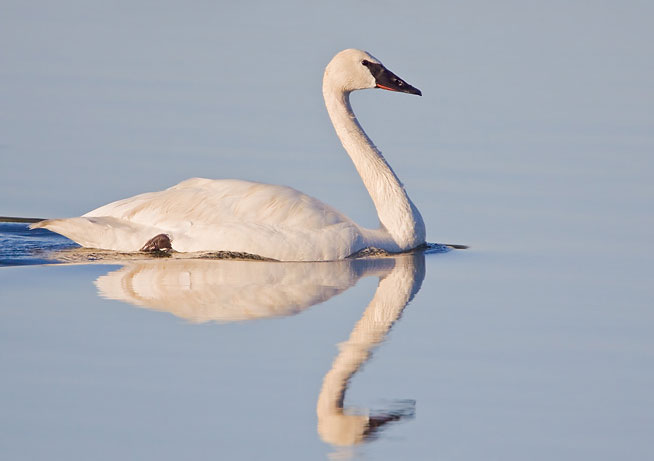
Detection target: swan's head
<box><xmin>324</xmin><ymin>49</ymin><xmax>421</xmax><ymax>96</ymax></box>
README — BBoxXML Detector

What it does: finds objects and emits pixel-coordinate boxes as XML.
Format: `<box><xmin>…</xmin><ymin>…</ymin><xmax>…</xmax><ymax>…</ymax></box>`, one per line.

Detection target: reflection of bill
<box><xmin>94</xmin><ymin>253</ymin><xmax>425</xmax><ymax>446</ymax></box>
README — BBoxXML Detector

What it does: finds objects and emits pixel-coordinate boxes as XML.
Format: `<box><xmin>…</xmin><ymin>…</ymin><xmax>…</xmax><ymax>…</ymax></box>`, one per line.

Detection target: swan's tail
<box><xmin>30</xmin><ymin>217</ymin><xmax>165</xmax><ymax>252</ymax></box>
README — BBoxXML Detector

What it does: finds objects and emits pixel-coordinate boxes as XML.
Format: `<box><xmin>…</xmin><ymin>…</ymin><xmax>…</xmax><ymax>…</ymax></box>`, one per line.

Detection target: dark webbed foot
<box><xmin>140</xmin><ymin>234</ymin><xmax>172</xmax><ymax>252</ymax></box>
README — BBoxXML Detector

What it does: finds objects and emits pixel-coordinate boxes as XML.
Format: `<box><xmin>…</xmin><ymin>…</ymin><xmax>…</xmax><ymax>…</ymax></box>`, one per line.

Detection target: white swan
<box><xmin>32</xmin><ymin>49</ymin><xmax>426</xmax><ymax>261</ymax></box>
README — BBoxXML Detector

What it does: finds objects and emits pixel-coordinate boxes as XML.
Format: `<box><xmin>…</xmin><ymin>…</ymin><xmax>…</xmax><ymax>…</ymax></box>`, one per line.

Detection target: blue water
<box><xmin>2</xmin><ymin>1</ymin><xmax>654</xmax><ymax>459</ymax></box>
<box><xmin>2</xmin><ymin>219</ymin><xmax>653</xmax><ymax>460</ymax></box>
<box><xmin>0</xmin><ymin>222</ymin><xmax>77</xmax><ymax>266</ymax></box>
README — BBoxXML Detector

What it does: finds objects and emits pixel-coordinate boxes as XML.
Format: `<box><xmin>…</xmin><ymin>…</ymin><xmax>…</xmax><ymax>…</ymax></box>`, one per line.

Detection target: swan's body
<box><xmin>33</xmin><ymin>49</ymin><xmax>426</xmax><ymax>261</ymax></box>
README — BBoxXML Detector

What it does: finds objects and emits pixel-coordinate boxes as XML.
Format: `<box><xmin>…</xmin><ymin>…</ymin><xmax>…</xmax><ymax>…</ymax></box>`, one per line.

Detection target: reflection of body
<box><xmin>95</xmin><ymin>253</ymin><xmax>425</xmax><ymax>446</ymax></box>
<box><xmin>95</xmin><ymin>258</ymin><xmax>396</xmax><ymax>323</ymax></box>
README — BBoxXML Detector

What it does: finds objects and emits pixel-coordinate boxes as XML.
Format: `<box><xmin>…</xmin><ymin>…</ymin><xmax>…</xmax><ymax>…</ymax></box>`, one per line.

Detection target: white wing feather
<box><xmin>34</xmin><ymin>178</ymin><xmax>366</xmax><ymax>261</ymax></box>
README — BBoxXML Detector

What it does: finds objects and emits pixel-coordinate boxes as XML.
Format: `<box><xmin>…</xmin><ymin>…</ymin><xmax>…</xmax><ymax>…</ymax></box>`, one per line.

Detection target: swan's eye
<box><xmin>361</xmin><ymin>60</ymin><xmax>370</xmax><ymax>67</ymax></box>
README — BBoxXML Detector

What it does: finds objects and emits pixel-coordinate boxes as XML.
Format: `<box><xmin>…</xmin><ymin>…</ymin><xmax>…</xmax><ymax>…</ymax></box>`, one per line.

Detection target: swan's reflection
<box><xmin>94</xmin><ymin>253</ymin><xmax>425</xmax><ymax>447</ymax></box>
<box><xmin>95</xmin><ymin>257</ymin><xmax>397</xmax><ymax>322</ymax></box>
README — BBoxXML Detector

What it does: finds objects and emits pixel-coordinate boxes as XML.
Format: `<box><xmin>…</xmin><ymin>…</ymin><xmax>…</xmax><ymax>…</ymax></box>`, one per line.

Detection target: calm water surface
<box><xmin>2</xmin><ymin>1</ymin><xmax>654</xmax><ymax>460</ymax></box>
<box><xmin>1</xmin><ymin>221</ymin><xmax>652</xmax><ymax>460</ymax></box>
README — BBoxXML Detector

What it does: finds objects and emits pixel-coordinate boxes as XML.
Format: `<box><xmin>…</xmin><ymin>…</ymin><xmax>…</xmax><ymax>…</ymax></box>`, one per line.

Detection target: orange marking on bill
<box><xmin>376</xmin><ymin>84</ymin><xmax>398</xmax><ymax>92</ymax></box>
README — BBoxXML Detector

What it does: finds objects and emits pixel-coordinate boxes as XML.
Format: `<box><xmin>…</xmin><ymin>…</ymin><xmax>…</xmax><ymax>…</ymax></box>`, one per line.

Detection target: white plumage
<box><xmin>32</xmin><ymin>49</ymin><xmax>426</xmax><ymax>261</ymax></box>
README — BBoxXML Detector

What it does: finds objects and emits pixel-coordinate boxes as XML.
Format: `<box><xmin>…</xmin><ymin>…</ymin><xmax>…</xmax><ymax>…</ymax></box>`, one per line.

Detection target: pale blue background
<box><xmin>2</xmin><ymin>0</ymin><xmax>651</xmax><ymax>250</ymax></box>
<box><xmin>1</xmin><ymin>1</ymin><xmax>653</xmax><ymax>460</ymax></box>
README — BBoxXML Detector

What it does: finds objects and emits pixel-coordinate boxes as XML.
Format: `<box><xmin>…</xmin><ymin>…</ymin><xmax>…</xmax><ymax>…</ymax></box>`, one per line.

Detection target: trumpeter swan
<box><xmin>32</xmin><ymin>49</ymin><xmax>426</xmax><ymax>261</ymax></box>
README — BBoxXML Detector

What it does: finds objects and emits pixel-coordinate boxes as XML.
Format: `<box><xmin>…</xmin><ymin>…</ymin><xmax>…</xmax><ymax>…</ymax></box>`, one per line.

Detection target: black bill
<box><xmin>362</xmin><ymin>60</ymin><xmax>422</xmax><ymax>96</ymax></box>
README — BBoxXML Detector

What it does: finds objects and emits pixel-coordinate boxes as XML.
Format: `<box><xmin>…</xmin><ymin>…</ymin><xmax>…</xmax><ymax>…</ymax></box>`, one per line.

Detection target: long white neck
<box><xmin>322</xmin><ymin>83</ymin><xmax>426</xmax><ymax>250</ymax></box>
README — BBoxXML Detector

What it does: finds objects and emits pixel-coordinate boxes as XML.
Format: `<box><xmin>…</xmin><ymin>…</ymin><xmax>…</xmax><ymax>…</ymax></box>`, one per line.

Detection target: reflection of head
<box><xmin>318</xmin><ymin>402</ymin><xmax>416</xmax><ymax>447</ymax></box>
<box><xmin>95</xmin><ymin>258</ymin><xmax>396</xmax><ymax>323</ymax></box>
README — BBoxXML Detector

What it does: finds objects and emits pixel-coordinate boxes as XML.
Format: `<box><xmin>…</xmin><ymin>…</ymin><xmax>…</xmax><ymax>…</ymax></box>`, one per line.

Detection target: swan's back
<box><xmin>36</xmin><ymin>178</ymin><xmax>365</xmax><ymax>260</ymax></box>
<box><xmin>87</xmin><ymin>178</ymin><xmax>349</xmax><ymax>229</ymax></box>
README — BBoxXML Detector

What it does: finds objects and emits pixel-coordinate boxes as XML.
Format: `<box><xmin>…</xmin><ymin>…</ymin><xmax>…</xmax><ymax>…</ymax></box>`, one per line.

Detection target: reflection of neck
<box><xmin>322</xmin><ymin>82</ymin><xmax>426</xmax><ymax>250</ymax></box>
<box><xmin>316</xmin><ymin>254</ymin><xmax>425</xmax><ymax>446</ymax></box>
